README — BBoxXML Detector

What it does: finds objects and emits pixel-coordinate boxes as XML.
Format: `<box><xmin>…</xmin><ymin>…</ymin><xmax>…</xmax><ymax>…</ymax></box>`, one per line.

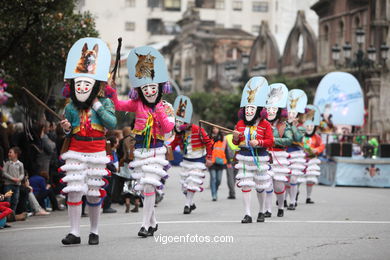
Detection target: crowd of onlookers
<box><xmin>0</xmin><ymin>118</ymin><xmax>142</xmax><ymax>229</ymax></box>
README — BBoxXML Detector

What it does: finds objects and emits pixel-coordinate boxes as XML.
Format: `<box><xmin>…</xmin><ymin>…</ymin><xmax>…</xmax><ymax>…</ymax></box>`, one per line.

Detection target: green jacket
<box><xmin>272</xmin><ymin>121</ymin><xmax>293</xmax><ymax>147</ymax></box>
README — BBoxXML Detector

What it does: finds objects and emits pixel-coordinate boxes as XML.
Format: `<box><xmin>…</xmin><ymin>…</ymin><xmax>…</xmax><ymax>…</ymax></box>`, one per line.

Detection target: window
<box><xmin>125</xmin><ymin>0</ymin><xmax>135</xmax><ymax>7</ymax></box>
<box><xmin>253</xmin><ymin>1</ymin><xmax>268</xmax><ymax>12</ymax></box>
<box><xmin>147</xmin><ymin>19</ymin><xmax>164</xmax><ymax>35</ymax></box>
<box><xmin>232</xmin><ymin>1</ymin><xmax>242</xmax><ymax>11</ymax></box>
<box><xmin>216</xmin><ymin>0</ymin><xmax>224</xmax><ymax>9</ymax></box>
<box><xmin>165</xmin><ymin>21</ymin><xmax>181</xmax><ymax>34</ymax></box>
<box><xmin>216</xmin><ymin>23</ymin><xmax>224</xmax><ymax>28</ymax></box>
<box><xmin>164</xmin><ymin>0</ymin><xmax>181</xmax><ymax>11</ymax></box>
<box><xmin>125</xmin><ymin>22</ymin><xmax>135</xmax><ymax>31</ymax></box>
<box><xmin>148</xmin><ymin>0</ymin><xmax>161</xmax><ymax>8</ymax></box>
<box><xmin>252</xmin><ymin>25</ymin><xmax>260</xmax><ymax>34</ymax></box>
<box><xmin>233</xmin><ymin>24</ymin><xmax>242</xmax><ymax>29</ymax></box>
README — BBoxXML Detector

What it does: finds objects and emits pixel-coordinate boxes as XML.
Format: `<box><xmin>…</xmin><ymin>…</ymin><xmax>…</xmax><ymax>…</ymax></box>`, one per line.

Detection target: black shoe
<box><xmin>264</xmin><ymin>211</ymin><xmax>272</xmax><ymax>218</ymax></box>
<box><xmin>284</xmin><ymin>200</ymin><xmax>288</xmax><ymax>208</ymax></box>
<box><xmin>183</xmin><ymin>206</ymin><xmax>191</xmax><ymax>214</ymax></box>
<box><xmin>257</xmin><ymin>212</ymin><xmax>265</xmax><ymax>222</ymax></box>
<box><xmin>227</xmin><ymin>196</ymin><xmax>236</xmax><ymax>199</ymax></box>
<box><xmin>212</xmin><ymin>198</ymin><xmax>217</xmax><ymax>201</ymax></box>
<box><xmin>190</xmin><ymin>204</ymin><xmax>196</xmax><ymax>211</ymax></box>
<box><xmin>81</xmin><ymin>213</ymin><xmax>88</xmax><ymax>217</ymax></box>
<box><xmin>147</xmin><ymin>224</ymin><xmax>158</xmax><ymax>236</ymax></box>
<box><xmin>287</xmin><ymin>204</ymin><xmax>295</xmax><ymax>210</ymax></box>
<box><xmin>306</xmin><ymin>198</ymin><xmax>314</xmax><ymax>204</ymax></box>
<box><xmin>277</xmin><ymin>209</ymin><xmax>284</xmax><ymax>217</ymax></box>
<box><xmin>61</xmin><ymin>233</ymin><xmax>81</xmax><ymax>245</ymax></box>
<box><xmin>241</xmin><ymin>215</ymin><xmax>252</xmax><ymax>223</ymax></box>
<box><xmin>103</xmin><ymin>208</ymin><xmax>117</xmax><ymax>213</ymax></box>
<box><xmin>138</xmin><ymin>227</ymin><xmax>148</xmax><ymax>237</ymax></box>
<box><xmin>88</xmin><ymin>233</ymin><xmax>99</xmax><ymax>245</ymax></box>
<box><xmin>295</xmin><ymin>202</ymin><xmax>298</xmax><ymax>207</ymax></box>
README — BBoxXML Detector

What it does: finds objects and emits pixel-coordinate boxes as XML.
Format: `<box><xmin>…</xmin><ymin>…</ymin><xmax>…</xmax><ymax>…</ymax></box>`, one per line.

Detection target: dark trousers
<box><xmin>3</xmin><ymin>185</ymin><xmax>20</xmax><ymax>212</ymax></box>
<box><xmin>103</xmin><ymin>176</ymin><xmax>113</xmax><ymax>210</ymax></box>
<box><xmin>15</xmin><ymin>186</ymin><xmax>29</xmax><ymax>214</ymax></box>
<box><xmin>35</xmin><ymin>189</ymin><xmax>59</xmax><ymax>211</ymax></box>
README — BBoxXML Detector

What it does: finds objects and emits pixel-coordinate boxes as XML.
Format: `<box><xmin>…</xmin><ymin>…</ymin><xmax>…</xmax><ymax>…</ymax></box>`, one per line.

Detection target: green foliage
<box><xmin>190</xmin><ymin>91</ymin><xmax>240</xmax><ymax>129</ymax></box>
<box><xmin>0</xmin><ymin>0</ymin><xmax>98</xmax><ymax>116</ymax></box>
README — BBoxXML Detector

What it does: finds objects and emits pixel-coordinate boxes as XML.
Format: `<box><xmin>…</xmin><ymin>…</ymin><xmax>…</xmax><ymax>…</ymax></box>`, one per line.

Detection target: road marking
<box><xmin>2</xmin><ymin>220</ymin><xmax>390</xmax><ymax>233</ymax></box>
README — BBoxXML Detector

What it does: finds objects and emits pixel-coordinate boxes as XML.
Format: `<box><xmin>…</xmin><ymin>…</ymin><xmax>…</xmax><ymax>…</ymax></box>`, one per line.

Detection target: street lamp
<box><xmin>355</xmin><ymin>27</ymin><xmax>365</xmax><ymax>46</ymax></box>
<box><xmin>332</xmin><ymin>43</ymin><xmax>341</xmax><ymax>66</ymax></box>
<box><xmin>367</xmin><ymin>45</ymin><xmax>376</xmax><ymax>65</ymax></box>
<box><xmin>343</xmin><ymin>41</ymin><xmax>352</xmax><ymax>66</ymax></box>
<box><xmin>380</xmin><ymin>42</ymin><xmax>389</xmax><ymax>63</ymax></box>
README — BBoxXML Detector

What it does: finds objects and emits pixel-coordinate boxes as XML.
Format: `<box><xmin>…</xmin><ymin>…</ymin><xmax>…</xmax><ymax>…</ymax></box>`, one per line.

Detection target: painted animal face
<box><xmin>266</xmin><ymin>87</ymin><xmax>283</xmax><ymax>106</ymax></box>
<box><xmin>135</xmin><ymin>53</ymin><xmax>156</xmax><ymax>79</ymax></box>
<box><xmin>74</xmin><ymin>76</ymin><xmax>96</xmax><ymax>102</ymax></box>
<box><xmin>267</xmin><ymin>107</ymin><xmax>278</xmax><ymax>121</ymax></box>
<box><xmin>74</xmin><ymin>43</ymin><xmax>98</xmax><ymax>74</ymax></box>
<box><xmin>140</xmin><ymin>83</ymin><xmax>159</xmax><ymax>103</ymax></box>
<box><xmin>176</xmin><ymin>99</ymin><xmax>187</xmax><ymax>118</ymax></box>
<box><xmin>289</xmin><ymin>93</ymin><xmax>303</xmax><ymax>110</ymax></box>
<box><xmin>246</xmin><ymin>80</ymin><xmax>259</xmax><ymax>104</ymax></box>
<box><xmin>245</xmin><ymin>105</ymin><xmax>257</xmax><ymax>122</ymax></box>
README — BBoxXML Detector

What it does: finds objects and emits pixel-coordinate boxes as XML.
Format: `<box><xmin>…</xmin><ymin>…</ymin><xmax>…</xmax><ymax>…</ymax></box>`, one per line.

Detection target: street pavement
<box><xmin>1</xmin><ymin>166</ymin><xmax>390</xmax><ymax>260</ymax></box>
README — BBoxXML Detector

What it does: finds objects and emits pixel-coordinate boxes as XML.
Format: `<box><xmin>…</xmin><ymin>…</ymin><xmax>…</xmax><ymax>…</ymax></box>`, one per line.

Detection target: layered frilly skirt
<box><xmin>269</xmin><ymin>150</ymin><xmax>291</xmax><ymax>182</ymax></box>
<box><xmin>235</xmin><ymin>149</ymin><xmax>272</xmax><ymax>191</ymax></box>
<box><xmin>60</xmin><ymin>150</ymin><xmax>110</xmax><ymax>197</ymax></box>
<box><xmin>286</xmin><ymin>147</ymin><xmax>307</xmax><ymax>183</ymax></box>
<box><xmin>304</xmin><ymin>157</ymin><xmax>321</xmax><ymax>184</ymax></box>
<box><xmin>179</xmin><ymin>158</ymin><xmax>206</xmax><ymax>193</ymax></box>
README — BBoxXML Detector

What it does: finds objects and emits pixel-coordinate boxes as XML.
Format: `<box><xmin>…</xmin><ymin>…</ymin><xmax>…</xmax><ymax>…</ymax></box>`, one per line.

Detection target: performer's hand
<box><xmin>60</xmin><ymin>119</ymin><xmax>71</xmax><ymax>132</ymax></box>
<box><xmin>233</xmin><ymin>130</ymin><xmax>240</xmax><ymax>140</ymax></box>
<box><xmin>249</xmin><ymin>139</ymin><xmax>259</xmax><ymax>147</ymax></box>
<box><xmin>205</xmin><ymin>159</ymin><xmax>213</xmax><ymax>168</ymax></box>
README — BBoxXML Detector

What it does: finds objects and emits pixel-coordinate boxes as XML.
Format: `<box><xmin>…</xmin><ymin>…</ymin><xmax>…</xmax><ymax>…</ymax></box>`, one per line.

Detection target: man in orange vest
<box><xmin>170</xmin><ymin>95</ymin><xmax>213</xmax><ymax>214</ymax></box>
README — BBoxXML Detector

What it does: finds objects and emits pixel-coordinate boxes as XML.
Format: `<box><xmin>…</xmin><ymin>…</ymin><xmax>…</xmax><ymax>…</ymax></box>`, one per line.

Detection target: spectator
<box><xmin>22</xmin><ymin>176</ymin><xmax>50</xmax><ymax>216</ymax></box>
<box><xmin>36</xmin><ymin>122</ymin><xmax>56</xmax><ymax>176</ymax></box>
<box><xmin>0</xmin><ymin>190</ymin><xmax>13</xmax><ymax>228</ymax></box>
<box><xmin>209</xmin><ymin>127</ymin><xmax>230</xmax><ymax>201</ymax></box>
<box><xmin>29</xmin><ymin>172</ymin><xmax>59</xmax><ymax>211</ymax></box>
<box><xmin>225</xmin><ymin>134</ymin><xmax>239</xmax><ymax>199</ymax></box>
<box><xmin>2</xmin><ymin>147</ymin><xmax>24</xmax><ymax>211</ymax></box>
<box><xmin>102</xmin><ymin>136</ymin><xmax>118</xmax><ymax>214</ymax></box>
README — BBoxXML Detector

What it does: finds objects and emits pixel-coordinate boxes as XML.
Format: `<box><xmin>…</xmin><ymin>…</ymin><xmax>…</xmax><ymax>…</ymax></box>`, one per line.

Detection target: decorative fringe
<box><xmin>128</xmin><ymin>88</ymin><xmax>139</xmax><ymax>100</ymax></box>
<box><xmin>236</xmin><ymin>154</ymin><xmax>269</xmax><ymax>162</ymax></box>
<box><xmin>162</xmin><ymin>81</ymin><xmax>172</xmax><ymax>94</ymax></box>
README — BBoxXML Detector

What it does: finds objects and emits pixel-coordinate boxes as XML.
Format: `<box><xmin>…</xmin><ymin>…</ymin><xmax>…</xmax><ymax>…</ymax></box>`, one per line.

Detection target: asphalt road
<box><xmin>1</xmin><ymin>166</ymin><xmax>390</xmax><ymax>260</ymax></box>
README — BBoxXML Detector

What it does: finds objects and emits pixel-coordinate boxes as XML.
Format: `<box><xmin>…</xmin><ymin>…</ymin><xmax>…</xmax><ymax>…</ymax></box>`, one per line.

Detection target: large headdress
<box><xmin>304</xmin><ymin>105</ymin><xmax>321</xmax><ymax>126</ymax></box>
<box><xmin>64</xmin><ymin>38</ymin><xmax>111</xmax><ymax>82</ymax></box>
<box><xmin>127</xmin><ymin>46</ymin><xmax>169</xmax><ymax>88</ymax></box>
<box><xmin>240</xmin><ymin>76</ymin><xmax>269</xmax><ymax>107</ymax></box>
<box><xmin>287</xmin><ymin>89</ymin><xmax>307</xmax><ymax>113</ymax></box>
<box><xmin>173</xmin><ymin>95</ymin><xmax>193</xmax><ymax>124</ymax></box>
<box><xmin>265</xmin><ymin>83</ymin><xmax>289</xmax><ymax>108</ymax></box>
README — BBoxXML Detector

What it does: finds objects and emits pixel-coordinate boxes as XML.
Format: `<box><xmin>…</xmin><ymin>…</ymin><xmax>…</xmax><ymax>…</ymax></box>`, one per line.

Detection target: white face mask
<box><xmin>305</xmin><ymin>124</ymin><xmax>315</xmax><ymax>135</ymax></box>
<box><xmin>267</xmin><ymin>107</ymin><xmax>278</xmax><ymax>121</ymax></box>
<box><xmin>288</xmin><ymin>111</ymin><xmax>298</xmax><ymax>123</ymax></box>
<box><xmin>175</xmin><ymin>119</ymin><xmax>184</xmax><ymax>132</ymax></box>
<box><xmin>141</xmin><ymin>83</ymin><xmax>159</xmax><ymax>103</ymax></box>
<box><xmin>74</xmin><ymin>77</ymin><xmax>95</xmax><ymax>102</ymax></box>
<box><xmin>245</xmin><ymin>105</ymin><xmax>257</xmax><ymax>122</ymax></box>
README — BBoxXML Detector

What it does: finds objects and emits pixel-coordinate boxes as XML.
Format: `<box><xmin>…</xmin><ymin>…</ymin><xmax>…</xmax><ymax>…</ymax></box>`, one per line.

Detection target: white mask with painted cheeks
<box><xmin>175</xmin><ymin>119</ymin><xmax>184</xmax><ymax>132</ymax></box>
<box><xmin>245</xmin><ymin>105</ymin><xmax>257</xmax><ymax>122</ymax></box>
<box><xmin>141</xmin><ymin>83</ymin><xmax>159</xmax><ymax>103</ymax></box>
<box><xmin>267</xmin><ymin>107</ymin><xmax>278</xmax><ymax>121</ymax></box>
<box><xmin>288</xmin><ymin>111</ymin><xmax>298</xmax><ymax>123</ymax></box>
<box><xmin>74</xmin><ymin>76</ymin><xmax>96</xmax><ymax>102</ymax></box>
<box><xmin>305</xmin><ymin>124</ymin><xmax>315</xmax><ymax>135</ymax></box>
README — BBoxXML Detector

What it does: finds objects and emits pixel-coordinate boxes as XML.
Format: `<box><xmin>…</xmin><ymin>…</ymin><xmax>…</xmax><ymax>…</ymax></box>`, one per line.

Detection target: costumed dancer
<box><xmin>302</xmin><ymin>105</ymin><xmax>324</xmax><ymax>204</ymax></box>
<box><xmin>285</xmin><ymin>89</ymin><xmax>307</xmax><ymax>210</ymax></box>
<box><xmin>105</xmin><ymin>46</ymin><xmax>174</xmax><ymax>237</ymax></box>
<box><xmin>264</xmin><ymin>83</ymin><xmax>292</xmax><ymax>218</ymax></box>
<box><xmin>170</xmin><ymin>95</ymin><xmax>213</xmax><ymax>214</ymax></box>
<box><xmin>60</xmin><ymin>38</ymin><xmax>117</xmax><ymax>245</ymax></box>
<box><xmin>232</xmin><ymin>77</ymin><xmax>274</xmax><ymax>223</ymax></box>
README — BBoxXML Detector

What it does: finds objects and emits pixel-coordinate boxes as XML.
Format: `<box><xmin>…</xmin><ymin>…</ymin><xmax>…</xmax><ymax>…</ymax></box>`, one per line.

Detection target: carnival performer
<box><xmin>264</xmin><ymin>83</ymin><xmax>292</xmax><ymax>218</ymax></box>
<box><xmin>170</xmin><ymin>95</ymin><xmax>213</xmax><ymax>214</ymax></box>
<box><xmin>60</xmin><ymin>38</ymin><xmax>117</xmax><ymax>245</ymax></box>
<box><xmin>105</xmin><ymin>46</ymin><xmax>174</xmax><ymax>237</ymax></box>
<box><xmin>285</xmin><ymin>89</ymin><xmax>307</xmax><ymax>210</ymax></box>
<box><xmin>302</xmin><ymin>105</ymin><xmax>324</xmax><ymax>204</ymax></box>
<box><xmin>232</xmin><ymin>77</ymin><xmax>274</xmax><ymax>223</ymax></box>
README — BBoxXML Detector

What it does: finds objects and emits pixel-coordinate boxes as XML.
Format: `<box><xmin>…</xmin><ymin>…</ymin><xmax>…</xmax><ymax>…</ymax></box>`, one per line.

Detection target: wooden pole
<box><xmin>22</xmin><ymin>87</ymin><xmax>62</xmax><ymax>121</ymax></box>
<box><xmin>199</xmin><ymin>120</ymin><xmax>233</xmax><ymax>133</ymax></box>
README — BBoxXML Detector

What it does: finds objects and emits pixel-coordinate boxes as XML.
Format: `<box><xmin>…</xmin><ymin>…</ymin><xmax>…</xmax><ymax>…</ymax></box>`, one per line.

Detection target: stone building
<box><xmin>162</xmin><ymin>8</ymin><xmax>255</xmax><ymax>94</ymax></box>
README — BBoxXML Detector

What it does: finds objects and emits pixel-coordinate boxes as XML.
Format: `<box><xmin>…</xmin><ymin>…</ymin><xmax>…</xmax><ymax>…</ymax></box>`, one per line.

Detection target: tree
<box><xmin>0</xmin><ymin>0</ymin><xmax>98</xmax><ymax>119</ymax></box>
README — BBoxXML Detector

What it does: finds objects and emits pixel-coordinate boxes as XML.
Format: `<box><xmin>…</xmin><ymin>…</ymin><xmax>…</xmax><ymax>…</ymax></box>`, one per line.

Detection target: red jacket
<box><xmin>233</xmin><ymin>120</ymin><xmax>274</xmax><ymax>148</ymax></box>
<box><xmin>170</xmin><ymin>124</ymin><xmax>214</xmax><ymax>160</ymax></box>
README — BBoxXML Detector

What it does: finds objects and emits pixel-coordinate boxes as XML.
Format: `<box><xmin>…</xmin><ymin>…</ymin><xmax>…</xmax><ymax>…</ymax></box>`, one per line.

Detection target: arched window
<box><xmin>323</xmin><ymin>24</ymin><xmax>329</xmax><ymax>41</ymax></box>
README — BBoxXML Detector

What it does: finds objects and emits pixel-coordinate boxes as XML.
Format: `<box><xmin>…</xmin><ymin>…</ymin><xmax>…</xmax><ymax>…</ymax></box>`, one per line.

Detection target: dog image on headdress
<box><xmin>266</xmin><ymin>86</ymin><xmax>283</xmax><ymax>105</ymax></box>
<box><xmin>305</xmin><ymin>109</ymin><xmax>315</xmax><ymax>122</ymax></box>
<box><xmin>135</xmin><ymin>52</ymin><xmax>156</xmax><ymax>80</ymax></box>
<box><xmin>176</xmin><ymin>99</ymin><xmax>187</xmax><ymax>118</ymax></box>
<box><xmin>246</xmin><ymin>80</ymin><xmax>259</xmax><ymax>104</ymax></box>
<box><xmin>74</xmin><ymin>43</ymin><xmax>98</xmax><ymax>74</ymax></box>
